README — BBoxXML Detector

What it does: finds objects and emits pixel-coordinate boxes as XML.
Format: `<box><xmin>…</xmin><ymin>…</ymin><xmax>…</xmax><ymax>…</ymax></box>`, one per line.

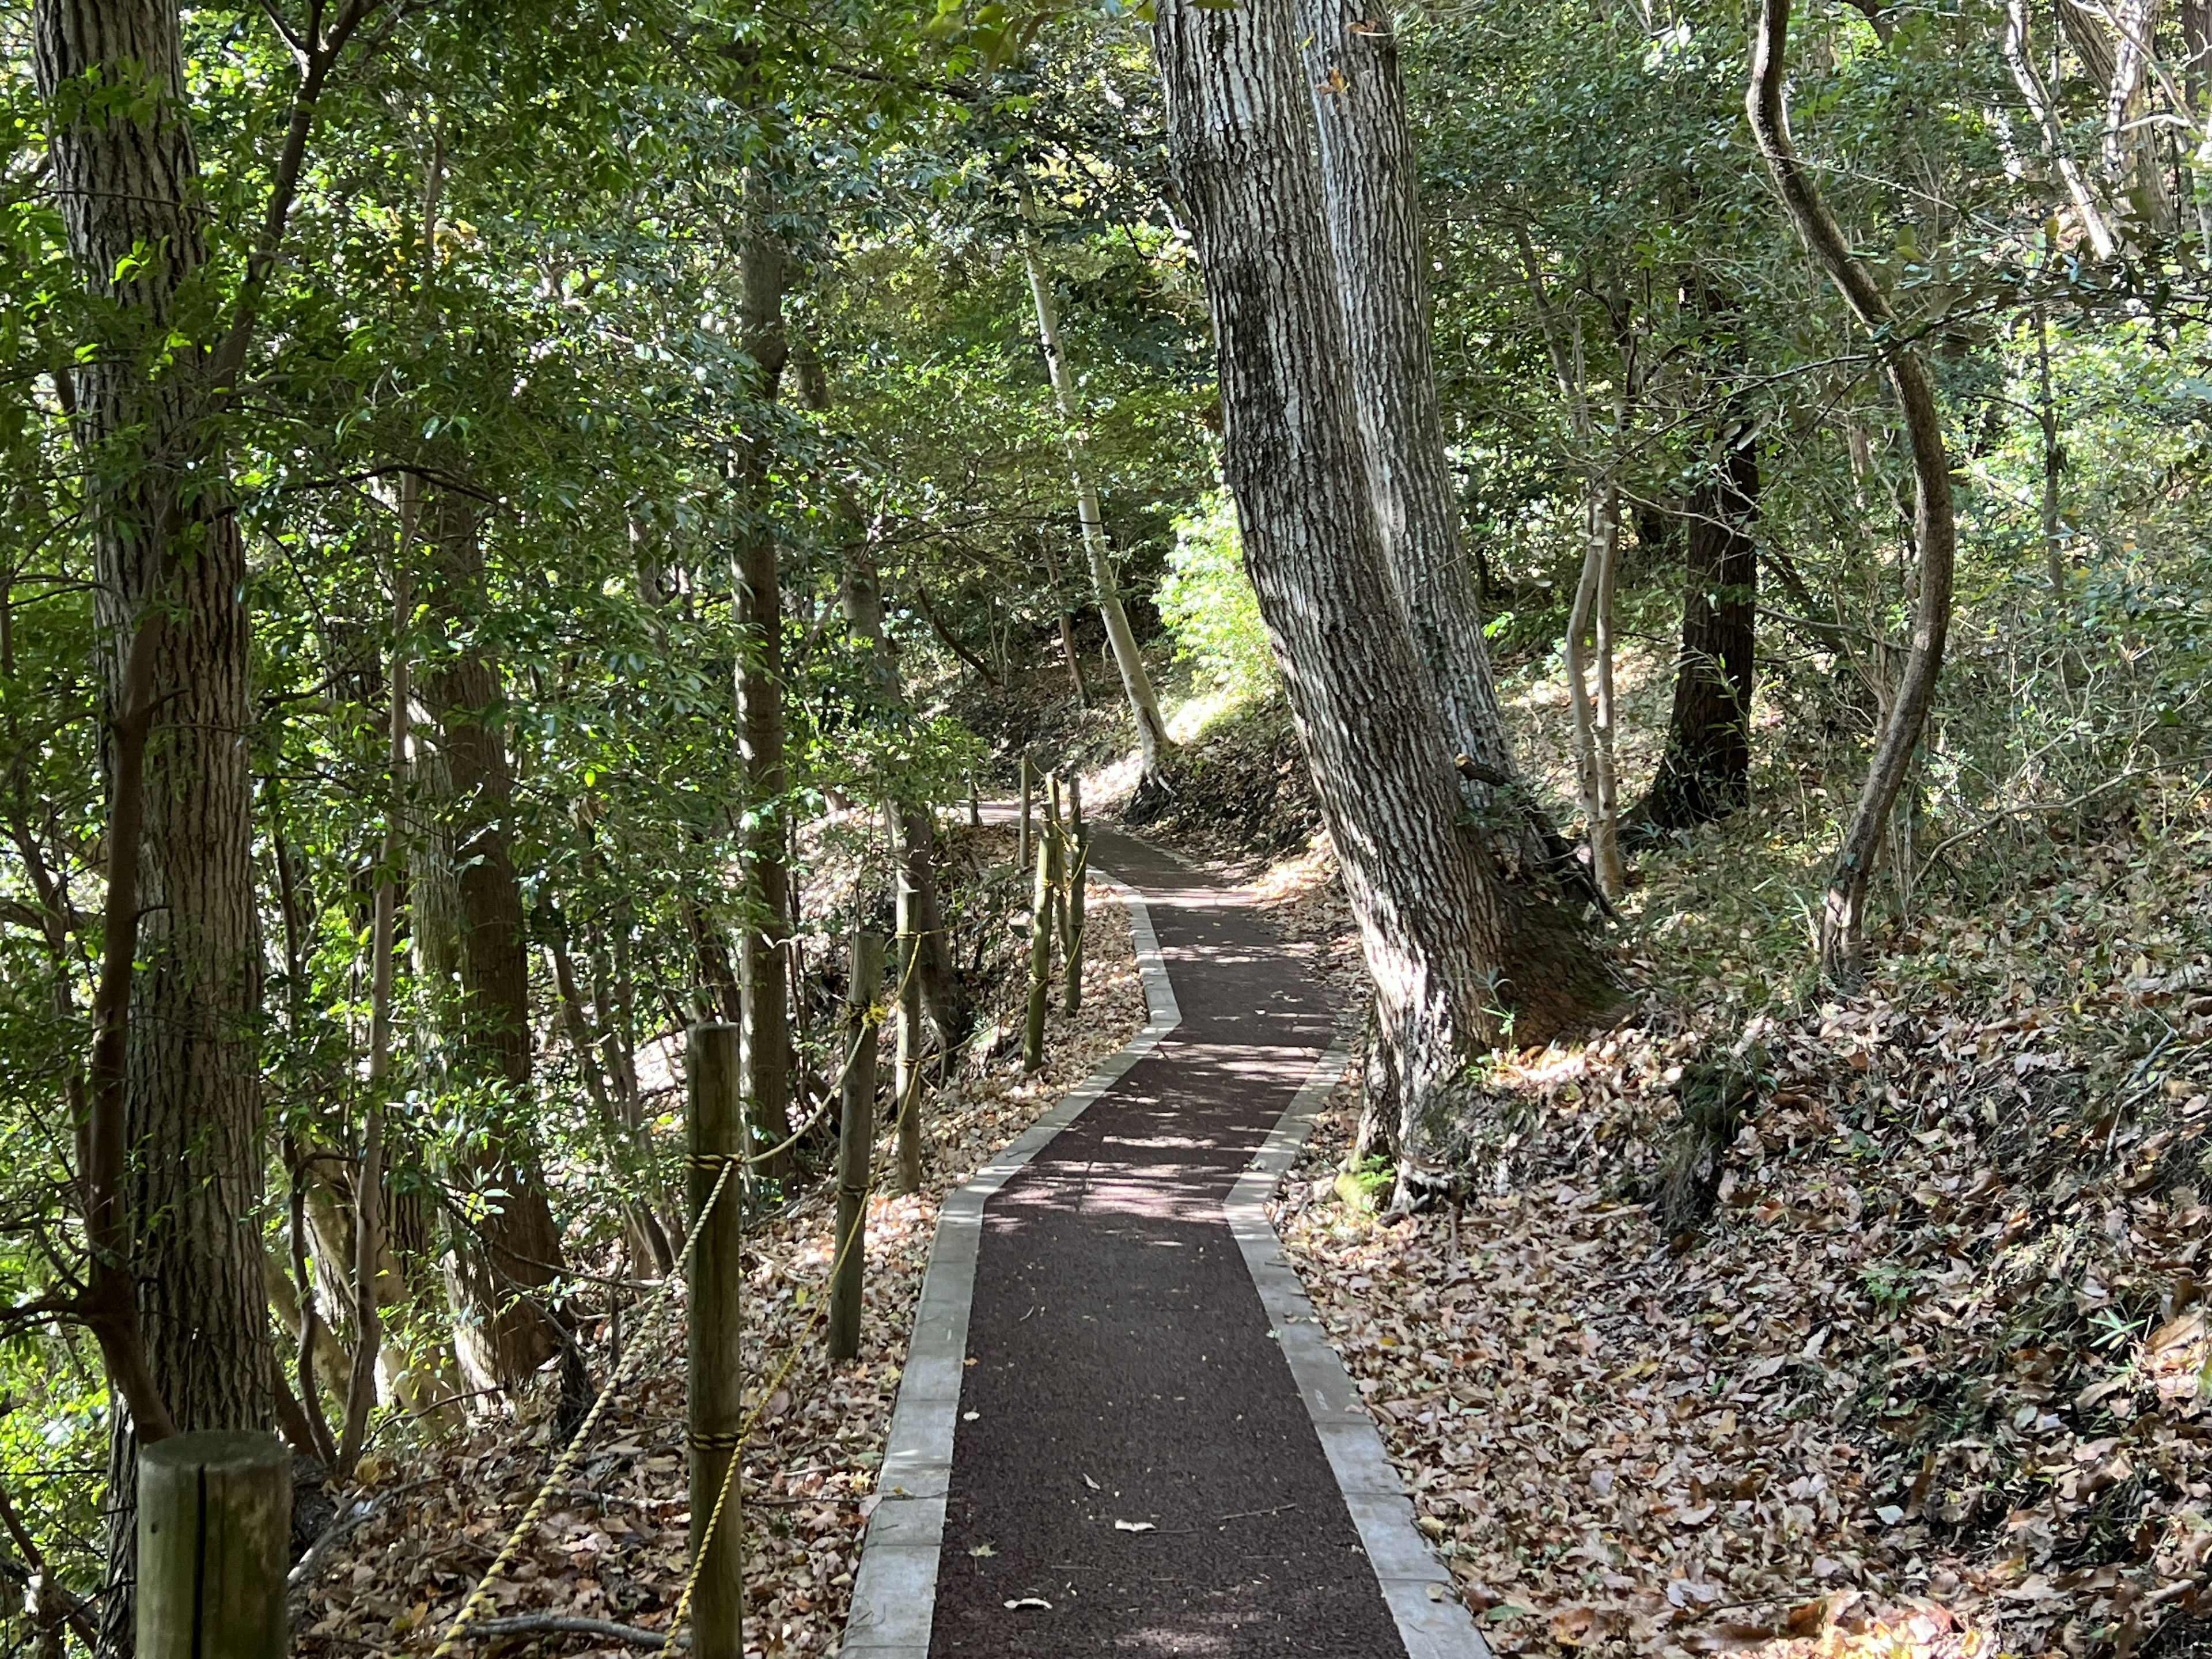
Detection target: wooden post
<box><xmin>829</xmin><ymin>932</ymin><xmax>882</xmax><ymax>1362</ymax></box>
<box><xmin>894</xmin><ymin>871</ymin><xmax>923</xmax><ymax>1194</ymax></box>
<box><xmin>1017</xmin><ymin>754</ymin><xmax>1033</xmax><ymax>873</ymax></box>
<box><xmin>138</xmin><ymin>1431</ymin><xmax>288</xmax><ymax>1659</ymax></box>
<box><xmin>1062</xmin><ymin>775</ymin><xmax>1088</xmax><ymax>1017</ymax></box>
<box><xmin>1022</xmin><ymin>793</ymin><xmax>1060</xmax><ymax>1073</ymax></box>
<box><xmin>1045</xmin><ymin>774</ymin><xmax>1066</xmax><ymax>944</ymax></box>
<box><xmin>967</xmin><ymin>770</ymin><xmax>982</xmax><ymax>827</ymax></box>
<box><xmin>687</xmin><ymin>1021</ymin><xmax>744</xmax><ymax>1659</ymax></box>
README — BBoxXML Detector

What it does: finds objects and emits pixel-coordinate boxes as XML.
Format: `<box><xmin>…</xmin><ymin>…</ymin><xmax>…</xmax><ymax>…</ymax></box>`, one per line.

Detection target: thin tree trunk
<box><xmin>1563</xmin><ymin>482</ymin><xmax>1626</xmax><ymax>900</ymax></box>
<box><xmin>336</xmin><ymin>477</ymin><xmax>416</xmax><ymax>1478</ymax></box>
<box><xmin>2002</xmin><ymin>0</ymin><xmax>2122</xmax><ymax>257</ymax></box>
<box><xmin>1037</xmin><ymin>536</ymin><xmax>1090</xmax><ymax>706</ymax></box>
<box><xmin>836</xmin><ymin>517</ymin><xmax>968</xmax><ymax>1051</ymax></box>
<box><xmin>2036</xmin><ymin>301</ymin><xmax>2069</xmax><ymax>592</ymax></box>
<box><xmin>1155</xmin><ymin>0</ymin><xmax>1619</xmax><ymax>1162</ymax></box>
<box><xmin>733</xmin><ymin>202</ymin><xmax>796</xmax><ymax>1169</ymax></box>
<box><xmin>1296</xmin><ymin>0</ymin><xmax>1546</xmax><ymax>865</ymax></box>
<box><xmin>1749</xmin><ymin>0</ymin><xmax>1957</xmax><ymax>987</ymax></box>
<box><xmin>412</xmin><ymin>486</ymin><xmax>568</xmax><ymax>1393</ymax></box>
<box><xmin>549</xmin><ymin>931</ymin><xmax>675</xmax><ymax>1274</ymax></box>
<box><xmin>1017</xmin><ymin>209</ymin><xmax>1175</xmax><ymax>779</ymax></box>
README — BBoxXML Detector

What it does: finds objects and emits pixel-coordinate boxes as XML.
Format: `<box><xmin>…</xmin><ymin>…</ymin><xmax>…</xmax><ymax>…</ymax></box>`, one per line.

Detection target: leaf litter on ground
<box><xmin>296</xmin><ymin>832</ymin><xmax>1145</xmax><ymax>1659</ymax></box>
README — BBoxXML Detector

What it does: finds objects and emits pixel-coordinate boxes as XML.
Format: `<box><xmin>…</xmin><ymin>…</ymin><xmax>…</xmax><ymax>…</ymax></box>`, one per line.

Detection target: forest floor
<box><xmin>1082</xmin><ymin>676</ymin><xmax>2212</xmax><ymax>1659</ymax></box>
<box><xmin>293</xmin><ymin>828</ymin><xmax>1146</xmax><ymax>1658</ymax></box>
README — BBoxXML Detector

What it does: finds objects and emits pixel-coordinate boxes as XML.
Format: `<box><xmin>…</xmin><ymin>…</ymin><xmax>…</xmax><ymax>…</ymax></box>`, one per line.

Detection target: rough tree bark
<box><xmin>412</xmin><ymin>487</ymin><xmax>569</xmax><ymax>1393</ymax></box>
<box><xmin>1017</xmin><ymin>210</ymin><xmax>1176</xmax><ymax>782</ymax></box>
<box><xmin>1294</xmin><ymin>0</ymin><xmax>1547</xmax><ymax>865</ymax></box>
<box><xmin>1749</xmin><ymin>0</ymin><xmax>1956</xmax><ymax>986</ymax></box>
<box><xmin>35</xmin><ymin>0</ymin><xmax>294</xmax><ymax>1641</ymax></box>
<box><xmin>1636</xmin><ymin>431</ymin><xmax>1760</xmax><ymax>831</ymax></box>
<box><xmin>1154</xmin><ymin>0</ymin><xmax>1618</xmax><ymax>1161</ymax></box>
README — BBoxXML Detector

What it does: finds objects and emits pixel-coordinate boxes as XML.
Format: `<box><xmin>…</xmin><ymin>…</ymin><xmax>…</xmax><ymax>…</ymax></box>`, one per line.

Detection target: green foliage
<box><xmin>1157</xmin><ymin>488</ymin><xmax>1275</xmax><ymax>703</ymax></box>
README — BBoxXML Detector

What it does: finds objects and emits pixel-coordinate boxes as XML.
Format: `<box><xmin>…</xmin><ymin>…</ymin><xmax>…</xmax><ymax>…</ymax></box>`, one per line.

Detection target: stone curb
<box><xmin>1225</xmin><ymin>1041</ymin><xmax>1496</xmax><ymax>1659</ymax></box>
<box><xmin>839</xmin><ymin>874</ymin><xmax>1179</xmax><ymax>1656</ymax></box>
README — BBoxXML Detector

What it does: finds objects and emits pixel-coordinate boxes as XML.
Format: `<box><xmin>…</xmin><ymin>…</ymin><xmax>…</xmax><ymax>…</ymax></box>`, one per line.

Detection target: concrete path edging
<box><xmin>1225</xmin><ymin>1041</ymin><xmax>1495</xmax><ymax>1659</ymax></box>
<box><xmin>841</xmin><ymin>877</ymin><xmax>1178</xmax><ymax>1656</ymax></box>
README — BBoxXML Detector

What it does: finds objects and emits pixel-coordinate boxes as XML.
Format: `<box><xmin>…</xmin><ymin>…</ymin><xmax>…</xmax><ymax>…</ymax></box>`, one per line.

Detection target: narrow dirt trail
<box><xmin>842</xmin><ymin>827</ymin><xmax>1491</xmax><ymax>1657</ymax></box>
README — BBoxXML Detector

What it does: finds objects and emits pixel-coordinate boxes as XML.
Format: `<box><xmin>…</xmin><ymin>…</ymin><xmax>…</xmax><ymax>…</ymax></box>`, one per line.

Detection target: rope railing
<box><xmin>427</xmin><ymin>948</ymin><xmax>922</xmax><ymax>1653</ymax></box>
<box><xmin>427</xmin><ymin>1156</ymin><xmax>738</xmax><ymax>1657</ymax></box>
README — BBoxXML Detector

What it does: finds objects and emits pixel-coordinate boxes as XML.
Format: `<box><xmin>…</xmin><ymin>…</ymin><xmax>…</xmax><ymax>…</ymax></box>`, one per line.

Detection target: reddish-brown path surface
<box><xmin>925</xmin><ymin>827</ymin><xmax>1411</xmax><ymax>1657</ymax></box>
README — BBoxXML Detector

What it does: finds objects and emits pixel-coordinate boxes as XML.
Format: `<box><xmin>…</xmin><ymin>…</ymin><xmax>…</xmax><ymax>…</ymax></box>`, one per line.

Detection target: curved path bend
<box><xmin>842</xmin><ymin>828</ymin><xmax>1488</xmax><ymax>1659</ymax></box>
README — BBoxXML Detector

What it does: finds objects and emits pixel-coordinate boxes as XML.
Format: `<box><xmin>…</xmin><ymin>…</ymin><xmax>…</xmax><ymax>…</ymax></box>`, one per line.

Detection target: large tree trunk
<box><xmin>733</xmin><ymin>206</ymin><xmax>796</xmax><ymax>1165</ymax></box>
<box><xmin>1017</xmin><ymin>219</ymin><xmax>1176</xmax><ymax>780</ymax></box>
<box><xmin>1635</xmin><ymin>431</ymin><xmax>1759</xmax><ymax>831</ymax></box>
<box><xmin>37</xmin><ymin>0</ymin><xmax>279</xmax><ymax>1641</ymax></box>
<box><xmin>1294</xmin><ymin>0</ymin><xmax>1545</xmax><ymax>867</ymax></box>
<box><xmin>1154</xmin><ymin>0</ymin><xmax>1618</xmax><ymax>1162</ymax></box>
<box><xmin>413</xmin><ymin>487</ymin><xmax>567</xmax><ymax>1393</ymax></box>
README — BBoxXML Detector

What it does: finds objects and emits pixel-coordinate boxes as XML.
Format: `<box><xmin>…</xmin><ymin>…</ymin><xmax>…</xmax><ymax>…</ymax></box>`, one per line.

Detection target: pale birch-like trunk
<box><xmin>2002</xmin><ymin>0</ymin><xmax>2122</xmax><ymax>257</ymax></box>
<box><xmin>1154</xmin><ymin>0</ymin><xmax>1618</xmax><ymax>1162</ymax></box>
<box><xmin>1017</xmin><ymin>215</ymin><xmax>1175</xmax><ymax>778</ymax></box>
<box><xmin>1563</xmin><ymin>483</ymin><xmax>1627</xmax><ymax>902</ymax></box>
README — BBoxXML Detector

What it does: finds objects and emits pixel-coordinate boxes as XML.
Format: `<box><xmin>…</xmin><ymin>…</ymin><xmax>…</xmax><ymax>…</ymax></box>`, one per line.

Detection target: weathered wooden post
<box><xmin>1062</xmin><ymin>774</ymin><xmax>1088</xmax><ymax>1017</ymax></box>
<box><xmin>967</xmin><ymin>769</ymin><xmax>982</xmax><ymax>827</ymax></box>
<box><xmin>894</xmin><ymin>868</ymin><xmax>924</xmax><ymax>1194</ymax></box>
<box><xmin>1022</xmin><ymin>784</ymin><xmax>1061</xmax><ymax>1073</ymax></box>
<box><xmin>829</xmin><ymin>932</ymin><xmax>883</xmax><ymax>1362</ymax></box>
<box><xmin>687</xmin><ymin>1021</ymin><xmax>745</xmax><ymax>1659</ymax></box>
<box><xmin>1045</xmin><ymin>774</ymin><xmax>1066</xmax><ymax>942</ymax></box>
<box><xmin>138</xmin><ymin>1431</ymin><xmax>288</xmax><ymax>1659</ymax></box>
<box><xmin>1017</xmin><ymin>754</ymin><xmax>1033</xmax><ymax>872</ymax></box>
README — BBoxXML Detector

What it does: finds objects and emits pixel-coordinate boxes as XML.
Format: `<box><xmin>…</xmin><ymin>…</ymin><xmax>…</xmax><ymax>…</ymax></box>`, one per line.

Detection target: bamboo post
<box><xmin>1061</xmin><ymin>775</ymin><xmax>1088</xmax><ymax>1017</ymax></box>
<box><xmin>1017</xmin><ymin>754</ymin><xmax>1033</xmax><ymax>873</ymax></box>
<box><xmin>138</xmin><ymin>1431</ymin><xmax>288</xmax><ymax>1659</ymax></box>
<box><xmin>829</xmin><ymin>932</ymin><xmax>883</xmax><ymax>1362</ymax></box>
<box><xmin>1022</xmin><ymin>792</ymin><xmax>1061</xmax><ymax>1073</ymax></box>
<box><xmin>687</xmin><ymin>1021</ymin><xmax>744</xmax><ymax>1659</ymax></box>
<box><xmin>894</xmin><ymin>870</ymin><xmax>923</xmax><ymax>1194</ymax></box>
<box><xmin>1045</xmin><ymin>774</ymin><xmax>1066</xmax><ymax>944</ymax></box>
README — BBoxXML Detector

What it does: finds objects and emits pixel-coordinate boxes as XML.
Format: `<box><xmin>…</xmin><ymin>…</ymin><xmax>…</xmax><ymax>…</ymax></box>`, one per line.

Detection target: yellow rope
<box><xmin>666</xmin><ymin>1115</ymin><xmax>885</xmax><ymax>1641</ymax></box>
<box><xmin>433</xmin><ymin>937</ymin><xmax>926</xmax><ymax>1652</ymax></box>
<box><xmin>742</xmin><ymin>931</ymin><xmax>923</xmax><ymax>1168</ymax></box>
<box><xmin>427</xmin><ymin>1157</ymin><xmax>736</xmax><ymax>1658</ymax></box>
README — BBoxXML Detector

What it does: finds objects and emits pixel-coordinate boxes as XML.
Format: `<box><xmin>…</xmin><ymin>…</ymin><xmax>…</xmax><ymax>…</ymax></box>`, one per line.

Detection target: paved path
<box><xmin>844</xmin><ymin>829</ymin><xmax>1487</xmax><ymax>1659</ymax></box>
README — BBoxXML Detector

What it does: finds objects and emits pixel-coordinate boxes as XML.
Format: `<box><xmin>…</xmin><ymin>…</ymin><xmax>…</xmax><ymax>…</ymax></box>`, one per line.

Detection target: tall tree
<box><xmin>1634</xmin><ymin>425</ymin><xmax>1760</xmax><ymax>832</ymax></box>
<box><xmin>733</xmin><ymin>204</ymin><xmax>797</xmax><ymax>1165</ymax></box>
<box><xmin>1154</xmin><ymin>0</ymin><xmax>1617</xmax><ymax>1162</ymax></box>
<box><xmin>1017</xmin><ymin>205</ymin><xmax>1176</xmax><ymax>783</ymax></box>
<box><xmin>411</xmin><ymin>486</ymin><xmax>570</xmax><ymax>1393</ymax></box>
<box><xmin>1749</xmin><ymin>0</ymin><xmax>1956</xmax><ymax>984</ymax></box>
<box><xmin>1294</xmin><ymin>1</ymin><xmax>1538</xmax><ymax>857</ymax></box>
